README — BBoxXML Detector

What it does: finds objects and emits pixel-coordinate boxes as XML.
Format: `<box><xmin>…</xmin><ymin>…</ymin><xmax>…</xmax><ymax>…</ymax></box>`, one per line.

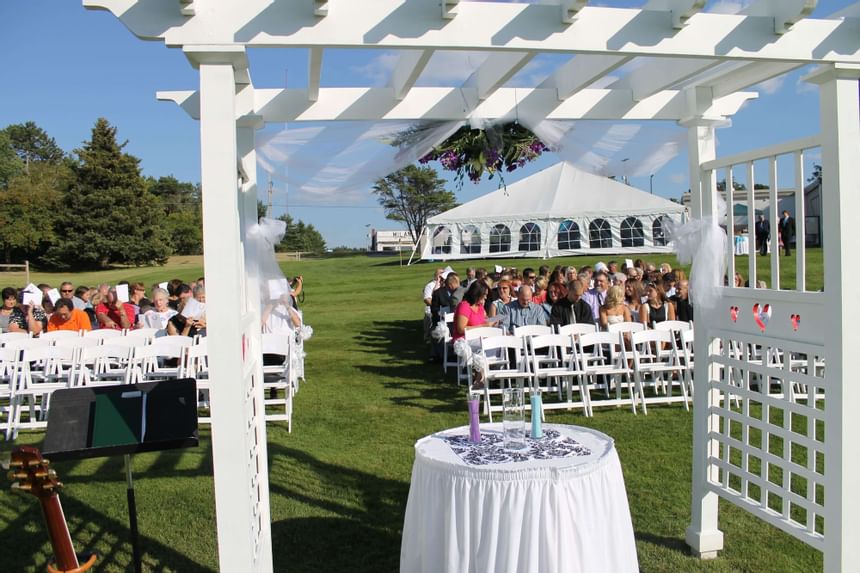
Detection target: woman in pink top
<box><xmin>454</xmin><ymin>281</ymin><xmax>490</xmax><ymax>340</ymax></box>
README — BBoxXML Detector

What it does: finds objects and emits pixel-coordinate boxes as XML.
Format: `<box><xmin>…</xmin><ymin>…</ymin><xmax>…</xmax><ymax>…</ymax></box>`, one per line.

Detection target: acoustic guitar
<box><xmin>6</xmin><ymin>446</ymin><xmax>97</xmax><ymax>573</ymax></box>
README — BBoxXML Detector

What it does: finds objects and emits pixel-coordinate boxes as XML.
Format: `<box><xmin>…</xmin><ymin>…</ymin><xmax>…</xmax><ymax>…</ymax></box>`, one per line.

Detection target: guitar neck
<box><xmin>39</xmin><ymin>493</ymin><xmax>80</xmax><ymax>572</ymax></box>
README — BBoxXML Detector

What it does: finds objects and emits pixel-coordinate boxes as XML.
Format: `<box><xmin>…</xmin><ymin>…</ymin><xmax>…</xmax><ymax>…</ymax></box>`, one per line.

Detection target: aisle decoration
<box><xmin>453</xmin><ymin>338</ymin><xmax>489</xmax><ymax>388</ymax></box>
<box><xmin>419</xmin><ymin>122</ymin><xmax>550</xmax><ymax>187</ymax></box>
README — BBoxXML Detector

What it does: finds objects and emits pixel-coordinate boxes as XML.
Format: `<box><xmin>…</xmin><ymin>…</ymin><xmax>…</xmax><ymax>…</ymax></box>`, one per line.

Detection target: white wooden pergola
<box><xmin>84</xmin><ymin>1</ymin><xmax>859</xmax><ymax>571</ymax></box>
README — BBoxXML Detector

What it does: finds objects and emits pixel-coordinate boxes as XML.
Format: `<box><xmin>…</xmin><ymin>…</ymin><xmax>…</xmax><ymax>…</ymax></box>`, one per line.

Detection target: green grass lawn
<box><xmin>0</xmin><ymin>252</ymin><xmax>824</xmax><ymax>572</ymax></box>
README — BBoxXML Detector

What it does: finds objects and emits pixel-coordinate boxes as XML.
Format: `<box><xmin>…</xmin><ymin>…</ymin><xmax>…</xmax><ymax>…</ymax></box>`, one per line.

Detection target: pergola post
<box><xmin>683</xmin><ymin>92</ymin><xmax>725</xmax><ymax>559</ymax></box>
<box><xmin>196</xmin><ymin>50</ymin><xmax>274</xmax><ymax>573</ymax></box>
<box><xmin>805</xmin><ymin>64</ymin><xmax>860</xmax><ymax>573</ymax></box>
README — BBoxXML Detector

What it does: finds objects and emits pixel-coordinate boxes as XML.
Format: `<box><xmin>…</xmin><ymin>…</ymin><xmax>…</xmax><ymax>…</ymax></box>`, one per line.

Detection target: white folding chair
<box><xmin>38</xmin><ymin>330</ymin><xmax>81</xmax><ymax>342</ymax></box>
<box><xmin>513</xmin><ymin>324</ymin><xmax>553</xmax><ymax>338</ymax></box>
<box><xmin>442</xmin><ymin>312</ymin><xmax>458</xmax><ymax>373</ymax></box>
<box><xmin>478</xmin><ymin>334</ymin><xmax>532</xmax><ymax>422</ymax></box>
<box><xmin>9</xmin><ymin>344</ymin><xmax>77</xmax><ymax>437</ymax></box>
<box><xmin>183</xmin><ymin>339</ymin><xmax>212</xmax><ymax>424</ymax></box>
<box><xmin>261</xmin><ymin>332</ymin><xmax>293</xmax><ymax>431</ymax></box>
<box><xmin>0</xmin><ymin>346</ymin><xmax>18</xmax><ymax>440</ymax></box>
<box><xmin>678</xmin><ymin>329</ymin><xmax>695</xmax><ymax>398</ymax></box>
<box><xmin>125</xmin><ymin>327</ymin><xmax>160</xmax><ymax>342</ymax></box>
<box><xmin>629</xmin><ymin>330</ymin><xmax>690</xmax><ymax>413</ymax></box>
<box><xmin>555</xmin><ymin>323</ymin><xmax>597</xmax><ymax>337</ymax></box>
<box><xmin>129</xmin><ymin>336</ymin><xmax>194</xmax><ymax>382</ymax></box>
<box><xmin>54</xmin><ymin>337</ymin><xmax>100</xmax><ymax>381</ymax></box>
<box><xmin>576</xmin><ymin>331</ymin><xmax>637</xmax><ymax>416</ymax></box>
<box><xmin>607</xmin><ymin>322</ymin><xmax>645</xmax><ymax>334</ymax></box>
<box><xmin>83</xmin><ymin>329</ymin><xmax>124</xmax><ymax>342</ymax></box>
<box><xmin>75</xmin><ymin>344</ymin><xmax>134</xmax><ymax>387</ymax></box>
<box><xmin>0</xmin><ymin>332</ymin><xmax>30</xmax><ymax>346</ymax></box>
<box><xmin>529</xmin><ymin>333</ymin><xmax>588</xmax><ymax>416</ymax></box>
<box><xmin>654</xmin><ymin>320</ymin><xmax>692</xmax><ymax>333</ymax></box>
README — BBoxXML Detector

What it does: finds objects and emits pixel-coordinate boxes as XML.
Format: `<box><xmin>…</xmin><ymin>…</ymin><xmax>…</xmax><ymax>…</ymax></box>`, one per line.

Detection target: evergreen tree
<box><xmin>45</xmin><ymin>118</ymin><xmax>171</xmax><ymax>269</ymax></box>
<box><xmin>3</xmin><ymin>121</ymin><xmax>65</xmax><ymax>172</ymax></box>
<box><xmin>0</xmin><ymin>130</ymin><xmax>23</xmax><ymax>188</ymax></box>
<box><xmin>147</xmin><ymin>176</ymin><xmax>203</xmax><ymax>255</ymax></box>
<box><xmin>276</xmin><ymin>213</ymin><xmax>327</xmax><ymax>255</ymax></box>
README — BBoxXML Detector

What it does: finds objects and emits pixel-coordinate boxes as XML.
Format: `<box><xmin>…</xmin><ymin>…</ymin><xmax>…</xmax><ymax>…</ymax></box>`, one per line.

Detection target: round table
<box><xmin>400</xmin><ymin>423</ymin><xmax>639</xmax><ymax>573</ymax></box>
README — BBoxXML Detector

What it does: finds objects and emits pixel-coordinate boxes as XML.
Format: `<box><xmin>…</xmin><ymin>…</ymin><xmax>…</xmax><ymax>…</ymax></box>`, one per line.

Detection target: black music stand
<box><xmin>42</xmin><ymin>379</ymin><xmax>199</xmax><ymax>573</ymax></box>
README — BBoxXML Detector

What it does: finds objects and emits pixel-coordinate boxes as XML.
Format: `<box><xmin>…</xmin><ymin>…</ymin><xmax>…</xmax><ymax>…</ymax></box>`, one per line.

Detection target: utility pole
<box><xmin>266</xmin><ymin>176</ymin><xmax>273</xmax><ymax>218</ymax></box>
<box><xmin>650</xmin><ymin>174</ymin><xmax>654</xmax><ymax>194</ymax></box>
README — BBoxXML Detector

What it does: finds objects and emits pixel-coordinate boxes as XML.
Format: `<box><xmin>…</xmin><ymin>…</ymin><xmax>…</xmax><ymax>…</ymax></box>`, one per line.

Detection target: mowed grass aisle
<box><xmin>0</xmin><ymin>254</ymin><xmax>822</xmax><ymax>572</ymax></box>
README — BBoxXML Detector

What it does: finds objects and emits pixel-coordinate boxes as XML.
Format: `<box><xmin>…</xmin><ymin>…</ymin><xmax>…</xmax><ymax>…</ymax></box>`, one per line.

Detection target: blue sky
<box><xmin>1</xmin><ymin>1</ymin><xmax>852</xmax><ymax>247</ymax></box>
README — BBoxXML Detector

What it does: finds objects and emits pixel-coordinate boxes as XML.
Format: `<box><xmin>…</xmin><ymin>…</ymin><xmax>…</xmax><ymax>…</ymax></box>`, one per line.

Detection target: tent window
<box><xmin>518</xmin><ymin>223</ymin><xmax>541</xmax><ymax>252</ymax></box>
<box><xmin>589</xmin><ymin>219</ymin><xmax>612</xmax><ymax>249</ymax></box>
<box><xmin>653</xmin><ymin>217</ymin><xmax>667</xmax><ymax>246</ymax></box>
<box><xmin>620</xmin><ymin>217</ymin><xmax>644</xmax><ymax>247</ymax></box>
<box><xmin>460</xmin><ymin>225</ymin><xmax>481</xmax><ymax>254</ymax></box>
<box><xmin>558</xmin><ymin>220</ymin><xmax>581</xmax><ymax>249</ymax></box>
<box><xmin>489</xmin><ymin>224</ymin><xmax>511</xmax><ymax>253</ymax></box>
<box><xmin>432</xmin><ymin>226</ymin><xmax>452</xmax><ymax>254</ymax></box>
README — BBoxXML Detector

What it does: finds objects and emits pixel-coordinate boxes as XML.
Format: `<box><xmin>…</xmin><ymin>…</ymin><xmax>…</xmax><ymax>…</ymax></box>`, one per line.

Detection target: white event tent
<box><xmin>421</xmin><ymin>162</ymin><xmax>687</xmax><ymax>261</ymax></box>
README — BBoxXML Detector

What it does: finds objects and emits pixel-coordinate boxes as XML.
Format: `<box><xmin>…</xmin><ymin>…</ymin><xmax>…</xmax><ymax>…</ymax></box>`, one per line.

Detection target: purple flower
<box><xmin>440</xmin><ymin>150</ymin><xmax>461</xmax><ymax>170</ymax></box>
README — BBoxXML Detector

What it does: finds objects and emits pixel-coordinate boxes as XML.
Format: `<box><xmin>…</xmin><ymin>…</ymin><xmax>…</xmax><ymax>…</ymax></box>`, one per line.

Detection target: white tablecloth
<box><xmin>400</xmin><ymin>424</ymin><xmax>639</xmax><ymax>573</ymax></box>
<box><xmin>734</xmin><ymin>235</ymin><xmax>750</xmax><ymax>255</ymax></box>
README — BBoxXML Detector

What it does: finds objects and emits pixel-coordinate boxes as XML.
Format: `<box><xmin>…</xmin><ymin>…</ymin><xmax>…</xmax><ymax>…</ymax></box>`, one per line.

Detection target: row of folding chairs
<box><xmin>0</xmin><ymin>329</ymin><xmax>303</xmax><ymax>439</ymax></box>
<box><xmin>459</xmin><ymin>321</ymin><xmax>695</xmax><ymax>421</ymax></box>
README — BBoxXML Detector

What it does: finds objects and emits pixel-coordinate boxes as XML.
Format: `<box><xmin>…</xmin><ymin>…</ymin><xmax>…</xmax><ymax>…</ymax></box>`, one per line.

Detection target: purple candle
<box><xmin>468</xmin><ymin>394</ymin><xmax>481</xmax><ymax>443</ymax></box>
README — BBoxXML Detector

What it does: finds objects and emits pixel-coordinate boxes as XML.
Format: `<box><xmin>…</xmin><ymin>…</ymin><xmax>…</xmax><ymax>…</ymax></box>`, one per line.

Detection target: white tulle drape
<box><xmin>665</xmin><ymin>199</ymin><xmax>729</xmax><ymax>309</ymax></box>
<box><xmin>255</xmin><ymin>117</ymin><xmax>685</xmax><ymax>199</ymax></box>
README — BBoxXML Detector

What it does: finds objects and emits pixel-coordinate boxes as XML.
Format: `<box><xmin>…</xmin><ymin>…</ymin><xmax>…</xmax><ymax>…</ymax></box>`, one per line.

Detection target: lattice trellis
<box><xmin>706</xmin><ymin>329</ymin><xmax>826</xmax><ymax>548</ymax></box>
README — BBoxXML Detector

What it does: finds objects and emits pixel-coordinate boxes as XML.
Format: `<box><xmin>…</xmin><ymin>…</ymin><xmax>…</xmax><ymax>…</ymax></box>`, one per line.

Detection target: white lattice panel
<box><xmin>704</xmin><ymin>324</ymin><xmax>826</xmax><ymax>548</ymax></box>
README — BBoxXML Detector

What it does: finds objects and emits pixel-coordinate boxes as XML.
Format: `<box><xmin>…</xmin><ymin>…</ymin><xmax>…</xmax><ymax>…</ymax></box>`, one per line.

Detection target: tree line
<box><xmin>0</xmin><ymin>119</ymin><xmax>327</xmax><ymax>269</ymax></box>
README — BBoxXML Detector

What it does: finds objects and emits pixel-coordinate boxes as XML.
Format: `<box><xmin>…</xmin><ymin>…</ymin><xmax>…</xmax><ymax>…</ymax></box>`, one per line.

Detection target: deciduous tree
<box><xmin>372</xmin><ymin>165</ymin><xmax>457</xmax><ymax>244</ymax></box>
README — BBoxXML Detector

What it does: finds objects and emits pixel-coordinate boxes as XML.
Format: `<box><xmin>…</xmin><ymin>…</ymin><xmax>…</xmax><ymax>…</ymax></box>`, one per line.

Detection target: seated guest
<box><xmin>171</xmin><ymin>284</ymin><xmax>192</xmax><ymax>311</ymax></box>
<box><xmin>640</xmin><ymin>283</ymin><xmax>676</xmax><ymax>328</ymax></box>
<box><xmin>599</xmin><ymin>286</ymin><xmax>632</xmax><ymax>330</ymax></box>
<box><xmin>142</xmin><ymin>288</ymin><xmax>178</xmax><ymax>330</ymax></box>
<box><xmin>671</xmin><ymin>280</ymin><xmax>694</xmax><ymax>322</ymax></box>
<box><xmin>663</xmin><ymin>272</ymin><xmax>678</xmax><ymax>298</ymax></box>
<box><xmin>624</xmin><ymin>280</ymin><xmax>645</xmax><ymax>323</ymax></box>
<box><xmin>545</xmin><ymin>281</ymin><xmax>567</xmax><ymax>310</ymax></box>
<box><xmin>582</xmin><ymin>271</ymin><xmax>611</xmax><ymax>322</ymax></box>
<box><xmin>47</xmin><ymin>298</ymin><xmax>92</xmax><ymax>332</ymax></box>
<box><xmin>532</xmin><ymin>276</ymin><xmax>548</xmax><ymax>305</ymax></box>
<box><xmin>73</xmin><ymin>285</ymin><xmax>89</xmax><ymax>310</ymax></box>
<box><xmin>430</xmin><ymin>273</ymin><xmax>460</xmax><ymax>327</ymax></box>
<box><xmin>500</xmin><ymin>285</ymin><xmax>548</xmax><ymax>331</ymax></box>
<box><xmin>128</xmin><ymin>282</ymin><xmax>147</xmax><ymax>318</ymax></box>
<box><xmin>549</xmin><ymin>279</ymin><xmax>594</xmax><ymax>327</ymax></box>
<box><xmin>2</xmin><ymin>287</ymin><xmax>46</xmax><ymax>335</ymax></box>
<box><xmin>0</xmin><ymin>287</ymin><xmax>17</xmax><ymax>333</ymax></box>
<box><xmin>454</xmin><ymin>281</ymin><xmax>490</xmax><ymax>340</ymax></box>
<box><xmin>95</xmin><ymin>288</ymin><xmax>134</xmax><ymax>330</ymax></box>
<box><xmin>488</xmin><ymin>279</ymin><xmax>512</xmax><ymax>318</ymax></box>
<box><xmin>262</xmin><ymin>293</ymin><xmax>302</xmax><ymax>333</ymax></box>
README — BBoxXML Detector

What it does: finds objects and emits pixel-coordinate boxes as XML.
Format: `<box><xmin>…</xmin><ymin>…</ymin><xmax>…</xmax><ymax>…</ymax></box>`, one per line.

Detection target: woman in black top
<box><xmin>639</xmin><ymin>283</ymin><xmax>675</xmax><ymax>328</ymax></box>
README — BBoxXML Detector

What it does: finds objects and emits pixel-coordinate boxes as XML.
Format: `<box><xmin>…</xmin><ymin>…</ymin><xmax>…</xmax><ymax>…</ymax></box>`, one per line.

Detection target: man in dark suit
<box><xmin>429</xmin><ymin>272</ymin><xmax>460</xmax><ymax>362</ymax></box>
<box><xmin>549</xmin><ymin>279</ymin><xmax>595</xmax><ymax>327</ymax></box>
<box><xmin>778</xmin><ymin>209</ymin><xmax>796</xmax><ymax>256</ymax></box>
<box><xmin>754</xmin><ymin>215</ymin><xmax>770</xmax><ymax>256</ymax></box>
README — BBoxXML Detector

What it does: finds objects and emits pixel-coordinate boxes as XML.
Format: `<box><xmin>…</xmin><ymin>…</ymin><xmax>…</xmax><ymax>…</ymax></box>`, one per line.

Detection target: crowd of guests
<box><xmin>423</xmin><ymin>260</ymin><xmax>694</xmax><ymax>361</ymax></box>
<box><xmin>0</xmin><ymin>278</ymin><xmax>208</xmax><ymax>337</ymax></box>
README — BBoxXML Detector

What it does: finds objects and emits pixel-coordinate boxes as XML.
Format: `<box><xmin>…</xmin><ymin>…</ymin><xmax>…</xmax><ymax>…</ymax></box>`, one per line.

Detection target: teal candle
<box><xmin>530</xmin><ymin>392</ymin><xmax>542</xmax><ymax>439</ymax></box>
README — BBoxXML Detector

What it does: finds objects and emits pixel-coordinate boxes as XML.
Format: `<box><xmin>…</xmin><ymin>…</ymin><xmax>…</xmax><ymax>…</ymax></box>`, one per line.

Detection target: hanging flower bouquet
<box><xmin>419</xmin><ymin>122</ymin><xmax>550</xmax><ymax>187</ymax></box>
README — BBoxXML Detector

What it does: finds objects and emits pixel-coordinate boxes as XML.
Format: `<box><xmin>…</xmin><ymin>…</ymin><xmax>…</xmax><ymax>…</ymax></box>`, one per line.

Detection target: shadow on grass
<box><xmin>267</xmin><ymin>444</ymin><xmax>406</xmax><ymax>572</ymax></box>
<box><xmin>0</xmin><ymin>493</ymin><xmax>215</xmax><ymax>573</ymax></box>
<box><xmin>352</xmin><ymin>319</ymin><xmax>462</xmax><ymax>413</ymax></box>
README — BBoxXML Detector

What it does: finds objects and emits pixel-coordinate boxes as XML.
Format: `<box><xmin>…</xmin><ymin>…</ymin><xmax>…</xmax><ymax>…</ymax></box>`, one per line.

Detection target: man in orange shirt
<box><xmin>47</xmin><ymin>299</ymin><xmax>92</xmax><ymax>332</ymax></box>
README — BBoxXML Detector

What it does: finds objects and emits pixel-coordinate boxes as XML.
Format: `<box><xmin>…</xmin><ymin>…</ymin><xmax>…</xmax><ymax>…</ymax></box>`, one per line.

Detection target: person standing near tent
<box><xmin>778</xmin><ymin>209</ymin><xmax>796</xmax><ymax>256</ymax></box>
<box><xmin>755</xmin><ymin>215</ymin><xmax>770</xmax><ymax>256</ymax></box>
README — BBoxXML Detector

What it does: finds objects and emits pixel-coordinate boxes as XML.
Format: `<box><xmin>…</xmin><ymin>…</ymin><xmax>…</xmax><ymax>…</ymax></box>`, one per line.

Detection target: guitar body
<box><xmin>6</xmin><ymin>446</ymin><xmax>96</xmax><ymax>573</ymax></box>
